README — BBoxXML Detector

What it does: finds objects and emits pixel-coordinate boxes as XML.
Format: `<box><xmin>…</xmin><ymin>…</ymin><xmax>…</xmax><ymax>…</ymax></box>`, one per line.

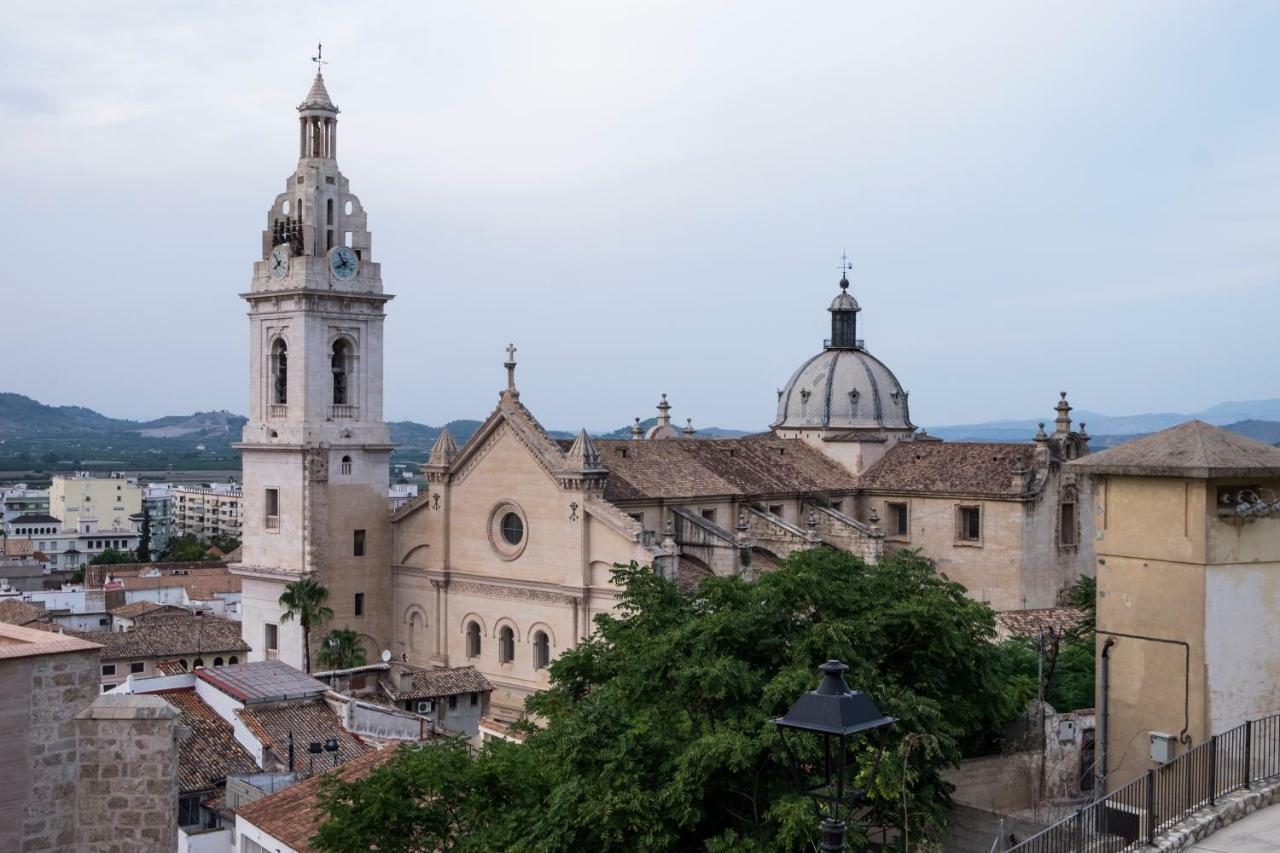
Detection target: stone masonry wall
<box><xmin>74</xmin><ymin>694</ymin><xmax>180</xmax><ymax>853</ymax></box>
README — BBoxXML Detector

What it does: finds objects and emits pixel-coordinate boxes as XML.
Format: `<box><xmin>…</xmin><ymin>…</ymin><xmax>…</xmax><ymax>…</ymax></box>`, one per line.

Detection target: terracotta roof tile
<box><xmin>236</xmin><ymin>747</ymin><xmax>397</xmax><ymax>851</ymax></box>
<box><xmin>109</xmin><ymin>600</ymin><xmax>192</xmax><ymax>620</ymax></box>
<box><xmin>587</xmin><ymin>438</ymin><xmax>857</xmax><ymax>502</ymax></box>
<box><xmin>0</xmin><ymin>599</ymin><xmax>47</xmax><ymax>626</ymax></box>
<box><xmin>380</xmin><ymin>664</ymin><xmax>493</xmax><ymax>701</ymax></box>
<box><xmin>72</xmin><ymin>616</ymin><xmax>248</xmax><ymax>660</ymax></box>
<box><xmin>859</xmin><ymin>441</ymin><xmax>1038</xmax><ymax>497</ymax></box>
<box><xmin>1068</xmin><ymin>420</ymin><xmax>1280</xmax><ymax>478</ymax></box>
<box><xmin>158</xmin><ymin>688</ymin><xmax>259</xmax><ymax>794</ymax></box>
<box><xmin>237</xmin><ymin>698</ymin><xmax>370</xmax><ymax>773</ymax></box>
<box><xmin>995</xmin><ymin>607</ymin><xmax>1086</xmax><ymax>639</ymax></box>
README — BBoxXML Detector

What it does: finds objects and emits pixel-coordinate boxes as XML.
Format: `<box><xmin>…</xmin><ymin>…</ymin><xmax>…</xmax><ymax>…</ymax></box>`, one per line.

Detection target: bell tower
<box><xmin>232</xmin><ymin>60</ymin><xmax>394</xmax><ymax>670</ymax></box>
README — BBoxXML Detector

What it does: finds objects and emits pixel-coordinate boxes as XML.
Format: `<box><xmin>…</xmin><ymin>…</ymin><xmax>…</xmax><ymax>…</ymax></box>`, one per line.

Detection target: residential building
<box><xmin>74</xmin><ymin>614</ymin><xmax>251</xmax><ymax>689</ymax></box>
<box><xmin>5</xmin><ymin>511</ymin><xmax>142</xmax><ymax>570</ymax></box>
<box><xmin>0</xmin><ymin>621</ymin><xmax>182</xmax><ymax>852</ymax></box>
<box><xmin>313</xmin><ymin>661</ymin><xmax>493</xmax><ymax>739</ymax></box>
<box><xmin>110</xmin><ymin>600</ymin><xmax>197</xmax><ymax>631</ymax></box>
<box><xmin>143</xmin><ymin>483</ymin><xmax>175</xmax><ymax>555</ymax></box>
<box><xmin>48</xmin><ymin>471</ymin><xmax>141</xmax><ymax>533</ymax></box>
<box><xmin>388</xmin><ymin>482</ymin><xmax>420</xmax><ymax>512</ymax></box>
<box><xmin>1068</xmin><ymin>421</ymin><xmax>1280</xmax><ymax>789</ymax></box>
<box><xmin>173</xmin><ymin>483</ymin><xmax>243</xmax><ymax>541</ymax></box>
<box><xmin>0</xmin><ymin>483</ymin><xmax>48</xmax><ymax>525</ymax></box>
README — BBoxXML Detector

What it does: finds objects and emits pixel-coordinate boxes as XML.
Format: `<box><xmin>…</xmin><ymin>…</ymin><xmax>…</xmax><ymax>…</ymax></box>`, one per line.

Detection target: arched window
<box><xmin>533</xmin><ymin>631</ymin><xmax>550</xmax><ymax>670</ymax></box>
<box><xmin>331</xmin><ymin>339</ymin><xmax>350</xmax><ymax>405</ymax></box>
<box><xmin>213</xmin><ymin>657</ymin><xmax>224</xmax><ymax>667</ymax></box>
<box><xmin>340</xmin><ymin>455</ymin><xmax>352</xmax><ymax>475</ymax></box>
<box><xmin>408</xmin><ymin>610</ymin><xmax>425</xmax><ymax>651</ymax></box>
<box><xmin>271</xmin><ymin>339</ymin><xmax>288</xmax><ymax>405</ymax></box>
<box><xmin>179</xmin><ymin>659</ymin><xmax>188</xmax><ymax>671</ymax></box>
<box><xmin>192</xmin><ymin>658</ymin><xmax>204</xmax><ymax>669</ymax></box>
<box><xmin>229</xmin><ymin>656</ymin><xmax>238</xmax><ymax>665</ymax></box>
<box><xmin>466</xmin><ymin>621</ymin><xmax>481</xmax><ymax>658</ymax></box>
<box><xmin>498</xmin><ymin>626</ymin><xmax>515</xmax><ymax>664</ymax></box>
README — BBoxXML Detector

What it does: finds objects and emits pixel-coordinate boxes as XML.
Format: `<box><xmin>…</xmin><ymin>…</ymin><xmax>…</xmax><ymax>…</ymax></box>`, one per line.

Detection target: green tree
<box><xmin>316</xmin><ymin>628</ymin><xmax>368</xmax><ymax>671</ymax></box>
<box><xmin>996</xmin><ymin>575</ymin><xmax>1097</xmax><ymax>713</ymax></box>
<box><xmin>89</xmin><ymin>548</ymin><xmax>135</xmax><ymax>565</ymax></box>
<box><xmin>279</xmin><ymin>576</ymin><xmax>334</xmax><ymax>674</ymax></box>
<box><xmin>314</xmin><ymin>548</ymin><xmax>1022</xmax><ymax>851</ymax></box>
<box><xmin>208</xmin><ymin>533</ymin><xmax>241</xmax><ymax>554</ymax></box>
<box><xmin>162</xmin><ymin>533</ymin><xmax>208</xmax><ymax>562</ymax></box>
<box><xmin>136</xmin><ymin>508</ymin><xmax>152</xmax><ymax>563</ymax></box>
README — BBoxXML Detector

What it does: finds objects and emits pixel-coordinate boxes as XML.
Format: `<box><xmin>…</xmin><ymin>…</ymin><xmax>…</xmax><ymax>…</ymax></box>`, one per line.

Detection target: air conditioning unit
<box><xmin>416</xmin><ymin>700</ymin><xmax>433</xmax><ymax>715</ymax></box>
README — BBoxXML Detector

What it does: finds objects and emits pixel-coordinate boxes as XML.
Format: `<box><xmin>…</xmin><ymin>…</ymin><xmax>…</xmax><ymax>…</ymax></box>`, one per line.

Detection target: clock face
<box><xmin>329</xmin><ymin>246</ymin><xmax>358</xmax><ymax>280</ymax></box>
<box><xmin>269</xmin><ymin>245</ymin><xmax>290</xmax><ymax>279</ymax></box>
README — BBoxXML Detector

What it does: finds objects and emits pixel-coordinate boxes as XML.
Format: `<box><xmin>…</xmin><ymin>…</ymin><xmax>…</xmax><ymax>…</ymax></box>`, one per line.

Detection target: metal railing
<box><xmin>1009</xmin><ymin>713</ymin><xmax>1280</xmax><ymax>852</ymax></box>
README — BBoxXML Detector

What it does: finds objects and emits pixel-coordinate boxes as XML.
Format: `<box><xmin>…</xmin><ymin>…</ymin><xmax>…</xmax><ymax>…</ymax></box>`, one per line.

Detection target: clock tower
<box><xmin>233</xmin><ymin>66</ymin><xmax>394</xmax><ymax>669</ymax></box>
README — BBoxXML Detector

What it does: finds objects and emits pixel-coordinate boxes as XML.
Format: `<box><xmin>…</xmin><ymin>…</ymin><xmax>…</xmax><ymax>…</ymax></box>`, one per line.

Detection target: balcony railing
<box><xmin>264</xmin><ymin>515</ymin><xmax>280</xmax><ymax>530</ymax></box>
<box><xmin>330</xmin><ymin>404</ymin><xmax>358</xmax><ymax>419</ymax></box>
<box><xmin>268</xmin><ymin>404</ymin><xmax>288</xmax><ymax>418</ymax></box>
<box><xmin>265</xmin><ymin>649</ymin><xmax>280</xmax><ymax>661</ymax></box>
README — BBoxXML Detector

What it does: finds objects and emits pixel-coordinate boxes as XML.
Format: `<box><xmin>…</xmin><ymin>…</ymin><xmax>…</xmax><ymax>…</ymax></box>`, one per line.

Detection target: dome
<box><xmin>773</xmin><ymin>348</ymin><xmax>913</xmax><ymax>430</ymax></box>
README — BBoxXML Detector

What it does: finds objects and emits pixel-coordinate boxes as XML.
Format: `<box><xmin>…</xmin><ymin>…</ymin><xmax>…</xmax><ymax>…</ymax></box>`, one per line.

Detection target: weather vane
<box><xmin>312</xmin><ymin>42</ymin><xmax>327</xmax><ymax>73</ymax></box>
<box><xmin>839</xmin><ymin>251</ymin><xmax>852</xmax><ymax>279</ymax></box>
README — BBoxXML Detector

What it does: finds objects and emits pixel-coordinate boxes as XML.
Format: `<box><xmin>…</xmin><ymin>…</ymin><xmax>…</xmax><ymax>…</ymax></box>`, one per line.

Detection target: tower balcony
<box><xmin>330</xmin><ymin>404</ymin><xmax>358</xmax><ymax>420</ymax></box>
<box><xmin>268</xmin><ymin>404</ymin><xmax>288</xmax><ymax>418</ymax></box>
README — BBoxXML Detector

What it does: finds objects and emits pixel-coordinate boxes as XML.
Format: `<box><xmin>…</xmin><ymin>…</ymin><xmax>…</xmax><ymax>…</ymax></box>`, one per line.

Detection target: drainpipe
<box><xmin>1098</xmin><ymin>637</ymin><xmax>1116</xmax><ymax>795</ymax></box>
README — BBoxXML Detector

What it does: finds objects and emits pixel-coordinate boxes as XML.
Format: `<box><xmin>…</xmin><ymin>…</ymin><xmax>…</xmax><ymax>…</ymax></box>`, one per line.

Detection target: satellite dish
<box><xmin>380</xmin><ymin>649</ymin><xmax>392</xmax><ymax>663</ymax></box>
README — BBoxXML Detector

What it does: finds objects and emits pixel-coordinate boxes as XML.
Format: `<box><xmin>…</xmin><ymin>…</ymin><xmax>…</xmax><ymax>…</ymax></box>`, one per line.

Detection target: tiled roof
<box><xmin>676</xmin><ymin>555</ymin><xmax>714</xmax><ymax>593</ymax></box>
<box><xmin>0</xmin><ymin>599</ymin><xmax>47</xmax><ymax>626</ymax></box>
<box><xmin>586</xmin><ymin>438</ymin><xmax>858</xmax><ymax>502</ymax></box>
<box><xmin>858</xmin><ymin>441</ymin><xmax>1038</xmax><ymax>497</ymax></box>
<box><xmin>158</xmin><ymin>688</ymin><xmax>259</xmax><ymax>794</ymax></box>
<box><xmin>110</xmin><ymin>600</ymin><xmax>192</xmax><ymax>620</ymax></box>
<box><xmin>380</xmin><ymin>664</ymin><xmax>493</xmax><ymax>701</ymax></box>
<box><xmin>995</xmin><ymin>607</ymin><xmax>1086</xmax><ymax>639</ymax></box>
<box><xmin>238</xmin><ymin>698</ymin><xmax>370</xmax><ymax>773</ymax></box>
<box><xmin>116</xmin><ymin>571</ymin><xmax>240</xmax><ymax>601</ymax></box>
<box><xmin>0</xmin><ymin>622</ymin><xmax>101</xmax><ymax>659</ymax></box>
<box><xmin>236</xmin><ymin>747</ymin><xmax>397</xmax><ymax>852</ymax></box>
<box><xmin>197</xmin><ymin>661</ymin><xmax>328</xmax><ymax>703</ymax></box>
<box><xmin>85</xmin><ymin>561</ymin><xmax>228</xmax><ymax>590</ymax></box>
<box><xmin>72</xmin><ymin>616</ymin><xmax>248</xmax><ymax>660</ymax></box>
<box><xmin>8</xmin><ymin>513</ymin><xmax>61</xmax><ymax>525</ymax></box>
<box><xmin>1068</xmin><ymin>420</ymin><xmax>1280</xmax><ymax>478</ymax></box>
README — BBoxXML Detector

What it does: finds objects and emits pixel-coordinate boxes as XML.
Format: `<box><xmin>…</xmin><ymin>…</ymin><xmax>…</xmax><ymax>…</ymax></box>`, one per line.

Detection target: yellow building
<box><xmin>48</xmin><ymin>473</ymin><xmax>141</xmax><ymax>533</ymax></box>
<box><xmin>1069</xmin><ymin>422</ymin><xmax>1280</xmax><ymax>790</ymax></box>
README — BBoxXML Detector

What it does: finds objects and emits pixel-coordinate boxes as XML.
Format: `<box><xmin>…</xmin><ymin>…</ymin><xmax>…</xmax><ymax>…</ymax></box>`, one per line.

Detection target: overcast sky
<box><xmin>3</xmin><ymin>2</ymin><xmax>1278</xmax><ymax>431</ymax></box>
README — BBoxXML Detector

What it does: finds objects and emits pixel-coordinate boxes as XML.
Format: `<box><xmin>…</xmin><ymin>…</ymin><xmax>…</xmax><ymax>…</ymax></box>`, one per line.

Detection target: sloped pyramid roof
<box><xmin>298</xmin><ymin>73</ymin><xmax>337</xmax><ymax>111</ymax></box>
<box><xmin>1068</xmin><ymin>420</ymin><xmax>1280</xmax><ymax>478</ymax></box>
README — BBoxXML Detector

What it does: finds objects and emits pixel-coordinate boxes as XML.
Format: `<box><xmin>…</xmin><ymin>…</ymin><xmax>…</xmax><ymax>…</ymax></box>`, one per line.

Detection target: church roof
<box><xmin>563</xmin><ymin>429</ymin><xmax>602</xmax><ymax>471</ymax></box>
<box><xmin>427</xmin><ymin>428</ymin><xmax>459</xmax><ymax>467</ymax></box>
<box><xmin>773</xmin><ymin>348</ymin><xmax>913</xmax><ymax>432</ymax></box>
<box><xmin>1067</xmin><ymin>420</ymin><xmax>1280</xmax><ymax>479</ymax></box>
<box><xmin>587</xmin><ymin>438</ymin><xmax>857</xmax><ymax>502</ymax></box>
<box><xmin>298</xmin><ymin>72</ymin><xmax>337</xmax><ymax>112</ymax></box>
<box><xmin>859</xmin><ymin>441</ymin><xmax>1038</xmax><ymax>498</ymax></box>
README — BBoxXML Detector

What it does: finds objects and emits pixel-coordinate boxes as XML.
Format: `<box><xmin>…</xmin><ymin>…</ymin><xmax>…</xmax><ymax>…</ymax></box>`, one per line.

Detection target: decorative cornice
<box><xmin>448</xmin><ymin>579</ymin><xmax>577</xmax><ymax>607</ymax></box>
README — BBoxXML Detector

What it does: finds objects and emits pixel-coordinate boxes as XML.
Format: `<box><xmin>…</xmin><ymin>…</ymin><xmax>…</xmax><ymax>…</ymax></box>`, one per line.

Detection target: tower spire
<box><xmin>826</xmin><ymin>254</ymin><xmax>861</xmax><ymax>350</ymax></box>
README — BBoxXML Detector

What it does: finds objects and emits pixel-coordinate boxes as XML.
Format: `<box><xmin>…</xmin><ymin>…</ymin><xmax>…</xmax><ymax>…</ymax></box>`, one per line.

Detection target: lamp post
<box><xmin>773</xmin><ymin>660</ymin><xmax>896</xmax><ymax>852</ymax></box>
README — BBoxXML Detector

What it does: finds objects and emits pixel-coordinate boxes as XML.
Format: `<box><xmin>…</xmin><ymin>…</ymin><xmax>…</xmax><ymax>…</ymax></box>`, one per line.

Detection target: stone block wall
<box><xmin>73</xmin><ymin>694</ymin><xmax>180</xmax><ymax>853</ymax></box>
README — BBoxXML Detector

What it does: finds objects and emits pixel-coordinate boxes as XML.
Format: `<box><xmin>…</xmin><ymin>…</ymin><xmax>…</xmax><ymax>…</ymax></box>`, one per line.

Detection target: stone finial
<box><xmin>656</xmin><ymin>394</ymin><xmax>672</xmax><ymax>427</ymax></box>
<box><xmin>564</xmin><ymin>429</ymin><xmax>601</xmax><ymax>471</ymax></box>
<box><xmin>1078</xmin><ymin>422</ymin><xmax>1090</xmax><ymax>444</ymax></box>
<box><xmin>1054</xmin><ymin>391</ymin><xmax>1072</xmax><ymax>436</ymax></box>
<box><xmin>427</xmin><ymin>428</ymin><xmax>458</xmax><ymax>466</ymax></box>
<box><xmin>1034</xmin><ymin>422</ymin><xmax>1049</xmax><ymax>442</ymax></box>
<box><xmin>630</xmin><ymin>417</ymin><xmax>643</xmax><ymax>439</ymax></box>
<box><xmin>683</xmin><ymin>418</ymin><xmax>696</xmax><ymax>437</ymax></box>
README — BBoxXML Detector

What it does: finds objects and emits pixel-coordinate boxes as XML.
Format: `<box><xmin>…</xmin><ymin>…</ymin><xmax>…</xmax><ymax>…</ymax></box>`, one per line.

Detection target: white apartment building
<box><xmin>0</xmin><ymin>484</ymin><xmax>49</xmax><ymax>525</ymax></box>
<box><xmin>4</xmin><ymin>513</ymin><xmax>141</xmax><ymax>571</ymax></box>
<box><xmin>172</xmin><ymin>484</ymin><xmax>243</xmax><ymax>542</ymax></box>
<box><xmin>49</xmin><ymin>472</ymin><xmax>141</xmax><ymax>533</ymax></box>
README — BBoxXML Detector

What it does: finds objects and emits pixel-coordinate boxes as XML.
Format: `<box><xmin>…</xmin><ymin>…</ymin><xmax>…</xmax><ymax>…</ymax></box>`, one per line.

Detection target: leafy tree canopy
<box><xmin>316</xmin><ymin>628</ymin><xmax>368</xmax><ymax>671</ymax></box>
<box><xmin>161</xmin><ymin>533</ymin><xmax>210</xmax><ymax>563</ymax></box>
<box><xmin>314</xmin><ymin>548</ymin><xmax>1025</xmax><ymax>852</ymax></box>
<box><xmin>89</xmin><ymin>548</ymin><xmax>136</xmax><ymax>565</ymax></box>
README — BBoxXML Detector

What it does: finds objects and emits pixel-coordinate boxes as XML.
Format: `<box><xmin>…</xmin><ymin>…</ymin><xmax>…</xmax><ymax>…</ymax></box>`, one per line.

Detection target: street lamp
<box><xmin>773</xmin><ymin>660</ymin><xmax>896</xmax><ymax>852</ymax></box>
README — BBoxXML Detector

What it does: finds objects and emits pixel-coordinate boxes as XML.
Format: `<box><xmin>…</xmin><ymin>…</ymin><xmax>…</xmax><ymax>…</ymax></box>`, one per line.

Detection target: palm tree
<box><xmin>316</xmin><ymin>628</ymin><xmax>367</xmax><ymax>671</ymax></box>
<box><xmin>278</xmin><ymin>576</ymin><xmax>334</xmax><ymax>673</ymax></box>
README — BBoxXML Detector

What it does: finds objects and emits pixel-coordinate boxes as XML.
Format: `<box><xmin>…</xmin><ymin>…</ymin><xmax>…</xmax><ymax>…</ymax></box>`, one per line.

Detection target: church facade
<box><xmin>233</xmin><ymin>73</ymin><xmax>1094</xmax><ymax>718</ymax></box>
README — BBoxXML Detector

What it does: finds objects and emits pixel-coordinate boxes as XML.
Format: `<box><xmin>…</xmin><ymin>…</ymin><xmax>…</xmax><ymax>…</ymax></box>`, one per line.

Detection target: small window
<box><xmin>354</xmin><ymin>592</ymin><xmax>365</xmax><ymax>617</ymax></box>
<box><xmin>213</xmin><ymin>657</ymin><xmax>224</xmax><ymax>667</ymax></box>
<box><xmin>1060</xmin><ymin>502</ymin><xmax>1077</xmax><ymax>547</ymax></box>
<box><xmin>265</xmin><ymin>623</ymin><xmax>278</xmax><ymax>652</ymax></box>
<box><xmin>470</xmin><ymin>692</ymin><xmax>479</xmax><ymax>707</ymax></box>
<box><xmin>957</xmin><ymin>506</ymin><xmax>982</xmax><ymax>543</ymax></box>
<box><xmin>629</xmin><ymin>512</ymin><xmax>644</xmax><ymax>526</ymax></box>
<box><xmin>193</xmin><ymin>658</ymin><xmax>204</xmax><ymax>668</ymax></box>
<box><xmin>498</xmin><ymin>626</ymin><xmax>515</xmax><ymax>664</ymax></box>
<box><xmin>340</xmin><ymin>455</ymin><xmax>352</xmax><ymax>475</ymax></box>
<box><xmin>701</xmin><ymin>508</ymin><xmax>718</xmax><ymax>523</ymax></box>
<box><xmin>102</xmin><ymin>664</ymin><xmax>116</xmax><ymax>676</ymax></box>
<box><xmin>353</xmin><ymin>529</ymin><xmax>366</xmax><ymax>557</ymax></box>
<box><xmin>887</xmin><ymin>503</ymin><xmax>909</xmax><ymax>538</ymax></box>
<box><xmin>500</xmin><ymin>513</ymin><xmax>523</xmax><ymax>546</ymax></box>
<box><xmin>448</xmin><ymin>694</ymin><xmax>458</xmax><ymax>710</ymax></box>
<box><xmin>229</xmin><ymin>656</ymin><xmax>238</xmax><ymax>666</ymax></box>
<box><xmin>768</xmin><ymin>504</ymin><xmax>783</xmax><ymax>517</ymax></box>
<box><xmin>466</xmin><ymin>621</ymin><xmax>481</xmax><ymax>658</ymax></box>
<box><xmin>831</xmin><ymin>500</ymin><xmax>843</xmax><ymax>513</ymax></box>
<box><xmin>533</xmin><ymin>630</ymin><xmax>550</xmax><ymax>670</ymax></box>
<box><xmin>265</xmin><ymin>488</ymin><xmax>280</xmax><ymax>529</ymax></box>
<box><xmin>130</xmin><ymin>662</ymin><xmax>144</xmax><ymax>674</ymax></box>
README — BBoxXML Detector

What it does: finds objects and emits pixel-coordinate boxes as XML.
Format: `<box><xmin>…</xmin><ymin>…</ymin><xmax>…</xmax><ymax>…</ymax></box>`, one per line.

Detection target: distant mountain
<box><xmin>927</xmin><ymin>398</ymin><xmax>1280</xmax><ymax>442</ymax></box>
<box><xmin>593</xmin><ymin>417</ymin><xmax>751</xmax><ymax>440</ymax></box>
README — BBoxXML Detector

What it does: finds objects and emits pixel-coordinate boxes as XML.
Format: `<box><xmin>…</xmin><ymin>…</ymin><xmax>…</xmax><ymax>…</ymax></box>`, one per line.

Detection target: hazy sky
<box><xmin>3</xmin><ymin>2</ymin><xmax>1278</xmax><ymax>431</ymax></box>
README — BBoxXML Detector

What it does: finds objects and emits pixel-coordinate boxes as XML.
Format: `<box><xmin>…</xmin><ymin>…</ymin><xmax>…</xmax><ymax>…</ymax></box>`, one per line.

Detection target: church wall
<box><xmin>240</xmin><ymin>575</ymin><xmax>304</xmax><ymax>665</ymax></box>
<box><xmin>240</xmin><ymin>449</ymin><xmax>306</xmax><ymax>571</ymax></box>
<box><xmin>322</xmin><ymin>453</ymin><xmax>393</xmax><ymax>660</ymax></box>
<box><xmin>1016</xmin><ymin>468</ymin><xmax>1096</xmax><ymax>609</ymax></box>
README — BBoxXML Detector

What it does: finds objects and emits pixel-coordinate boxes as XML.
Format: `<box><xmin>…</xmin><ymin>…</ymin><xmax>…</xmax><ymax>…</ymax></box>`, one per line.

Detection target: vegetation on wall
<box><xmin>313</xmin><ymin>549</ymin><xmax>1027</xmax><ymax>851</ymax></box>
<box><xmin>997</xmin><ymin>576</ymin><xmax>1097</xmax><ymax>715</ymax></box>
